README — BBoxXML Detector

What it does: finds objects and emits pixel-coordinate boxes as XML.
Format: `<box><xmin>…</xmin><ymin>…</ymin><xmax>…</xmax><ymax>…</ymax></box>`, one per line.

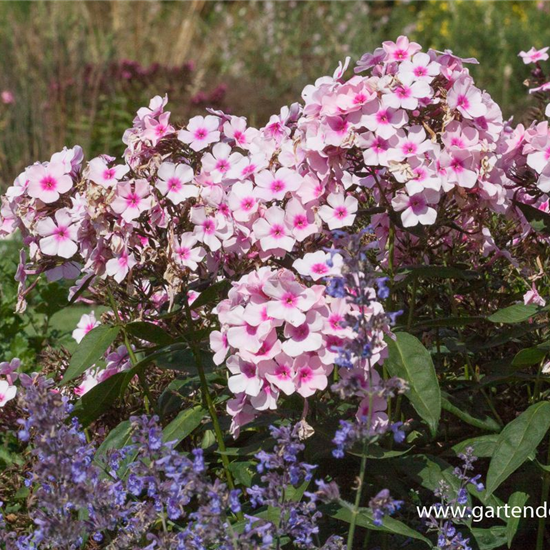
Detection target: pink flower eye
<box><xmin>126</xmin><ymin>193</ymin><xmax>140</xmax><ymax>207</ymax></box>
<box><xmin>243</xmin><ymin>364</ymin><xmax>256</xmax><ymax>378</ymax></box>
<box><xmin>167</xmin><ymin>177</ymin><xmax>181</xmax><ymax>191</ymax></box>
<box><xmin>396</xmin><ymin>86</ymin><xmax>411</xmax><ymax>99</ymax></box>
<box><xmin>377</xmin><ymin>111</ymin><xmax>389</xmax><ymax>124</ymax></box>
<box><xmin>270</xmin><ymin>224</ymin><xmax>285</xmax><ymax>238</ymax></box>
<box><xmin>216</xmin><ymin>160</ymin><xmax>230</xmax><ymax>173</ymax></box>
<box><xmin>40</xmin><ymin>176</ymin><xmax>57</xmax><ymax>190</ymax></box>
<box><xmin>299</xmin><ymin>367</ymin><xmax>313</xmax><ymax>381</ymax></box>
<box><xmin>54</xmin><ymin>227</ymin><xmax>68</xmax><ymax>240</ymax></box>
<box><xmin>457</xmin><ymin>95</ymin><xmax>470</xmax><ymax>109</ymax></box>
<box><xmin>335</xmin><ymin>207</ymin><xmax>348</xmax><ymax>219</ymax></box>
<box><xmin>311</xmin><ymin>263</ymin><xmax>329</xmax><ymax>274</ymax></box>
<box><xmin>276</xmin><ymin>365</ymin><xmax>291</xmax><ymax>379</ymax></box>
<box><xmin>282</xmin><ymin>292</ymin><xmax>297</xmax><ymax>307</ymax></box>
<box><xmin>203</xmin><ymin>219</ymin><xmax>215</xmax><ymax>233</ymax></box>
<box><xmin>393</xmin><ymin>49</ymin><xmax>407</xmax><ymax>60</ymax></box>
<box><xmin>271</xmin><ymin>180</ymin><xmax>285</xmax><ymax>193</ymax></box>
<box><xmin>241</xmin><ymin>197</ymin><xmax>255</xmax><ymax>210</ymax></box>
<box><xmin>177</xmin><ymin>247</ymin><xmax>190</xmax><ymax>259</ymax></box>
<box><xmin>294</xmin><ymin>215</ymin><xmax>307</xmax><ymax>228</ymax></box>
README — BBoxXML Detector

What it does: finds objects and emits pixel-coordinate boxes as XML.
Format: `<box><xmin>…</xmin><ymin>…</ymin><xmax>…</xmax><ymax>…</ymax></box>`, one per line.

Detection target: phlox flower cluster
<box><xmin>4</xmin><ymin>37</ymin><xmax>550</xmax><ymax>427</ymax></box>
<box><xmin>2</xmin><ymin>36</ymin><xmax>519</xmax><ymax>313</ymax></box>
<box><xmin>211</xmin><ymin>262</ymin><xmax>389</xmax><ymax>436</ymax></box>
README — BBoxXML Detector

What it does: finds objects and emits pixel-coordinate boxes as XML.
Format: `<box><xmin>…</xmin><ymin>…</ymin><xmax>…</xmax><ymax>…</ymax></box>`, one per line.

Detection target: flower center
<box><xmin>40</xmin><ymin>176</ymin><xmax>57</xmax><ymax>191</ymax></box>
<box><xmin>167</xmin><ymin>177</ymin><xmax>182</xmax><ymax>191</ymax></box>
<box><xmin>270</xmin><ymin>224</ymin><xmax>285</xmax><ymax>238</ymax></box>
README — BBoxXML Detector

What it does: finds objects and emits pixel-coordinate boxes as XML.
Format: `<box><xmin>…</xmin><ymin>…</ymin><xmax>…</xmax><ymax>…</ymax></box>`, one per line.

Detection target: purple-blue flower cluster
<box><xmin>0</xmin><ymin>378</ymin><xmax>344</xmax><ymax>550</ymax></box>
<box><xmin>368</xmin><ymin>489</ymin><xmax>403</xmax><ymax>527</ymax></box>
<box><xmin>324</xmin><ymin>229</ymin><xmax>402</xmax><ymax>369</ymax></box>
<box><xmin>424</xmin><ymin>447</ymin><xmax>485</xmax><ymax>550</ymax></box>
<box><xmin>247</xmin><ymin>424</ymin><xmax>345</xmax><ymax>549</ymax></box>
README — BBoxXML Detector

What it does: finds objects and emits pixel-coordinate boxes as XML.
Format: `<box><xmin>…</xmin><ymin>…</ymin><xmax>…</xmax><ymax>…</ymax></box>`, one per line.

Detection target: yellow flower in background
<box><xmin>512</xmin><ymin>3</ymin><xmax>528</xmax><ymax>23</ymax></box>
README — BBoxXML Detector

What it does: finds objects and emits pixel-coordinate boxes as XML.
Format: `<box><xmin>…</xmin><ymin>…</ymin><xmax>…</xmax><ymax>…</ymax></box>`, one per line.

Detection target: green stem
<box><xmin>534</xmin><ymin>357</ymin><xmax>547</xmax><ymax>403</ymax></box>
<box><xmin>107</xmin><ymin>287</ymin><xmax>152</xmax><ymax>414</ymax></box>
<box><xmin>123</xmin><ymin>328</ymin><xmax>153</xmax><ymax>414</ymax></box>
<box><xmin>387</xmin><ymin>223</ymin><xmax>396</xmax><ymax>312</ymax></box>
<box><xmin>406</xmin><ymin>276</ymin><xmax>418</xmax><ymax>331</ymax></box>
<box><xmin>183</xmin><ymin>294</ymin><xmax>241</xmax><ymax>512</ymax></box>
<box><xmin>346</xmin><ymin>443</ymin><xmax>368</xmax><ymax>550</ymax></box>
<box><xmin>536</xmin><ymin>437</ymin><xmax>550</xmax><ymax>550</ymax></box>
<box><xmin>445</xmin><ymin>279</ymin><xmax>471</xmax><ymax>381</ymax></box>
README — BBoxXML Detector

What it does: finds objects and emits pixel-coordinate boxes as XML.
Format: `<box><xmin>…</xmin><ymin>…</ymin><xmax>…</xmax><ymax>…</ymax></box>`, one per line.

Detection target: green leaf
<box><xmin>512</xmin><ymin>347</ymin><xmax>546</xmax><ymax>367</ymax></box>
<box><xmin>385</xmin><ymin>333</ymin><xmax>441</xmax><ymax>437</ymax></box>
<box><xmin>441</xmin><ymin>393</ymin><xmax>501</xmax><ymax>432</ymax></box>
<box><xmin>228</xmin><ymin>461</ymin><xmax>255</xmax><ymax>487</ymax></box>
<box><xmin>409</xmin><ymin>316</ymin><xmax>483</xmax><ymax>330</ymax></box>
<box><xmin>95</xmin><ymin>420</ymin><xmax>133</xmax><ymax>457</ymax></box>
<box><xmin>451</xmin><ymin>435</ymin><xmax>500</xmax><ymax>458</ymax></box>
<box><xmin>514</xmin><ymin>200</ymin><xmax>550</xmax><ymax>236</ymax></box>
<box><xmin>94</xmin><ymin>419</ymin><xmax>138</xmax><ymax>478</ymax></box>
<box><xmin>395</xmin><ymin>454</ymin><xmax>461</xmax><ymax>495</ymax></box>
<box><xmin>156</xmin><ymin>347</ymin><xmax>215</xmax><ymax>373</ymax></box>
<box><xmin>74</xmin><ymin>372</ymin><xmax>127</xmax><ymax>426</ymax></box>
<box><xmin>63</xmin><ymin>325</ymin><xmax>121</xmax><ymax>384</ymax></box>
<box><xmin>126</xmin><ymin>322</ymin><xmax>174</xmax><ymax>346</ymax></box>
<box><xmin>190</xmin><ymin>280</ymin><xmax>231</xmax><ymax>310</ymax></box>
<box><xmin>162</xmin><ymin>405</ymin><xmax>205</xmax><ymax>445</ymax></box>
<box><xmin>347</xmin><ymin>444</ymin><xmax>413</xmax><ymax>460</ymax></box>
<box><xmin>471</xmin><ymin>526</ymin><xmax>508</xmax><ymax>550</ymax></box>
<box><xmin>505</xmin><ymin>491</ymin><xmax>529</xmax><ymax>548</ymax></box>
<box><xmin>286</xmin><ymin>479</ymin><xmax>311</xmax><ymax>502</ymax></box>
<box><xmin>35</xmin><ymin>283</ymin><xmax>69</xmax><ymax>317</ymax></box>
<box><xmin>488</xmin><ymin>304</ymin><xmax>541</xmax><ymax>324</ymax></box>
<box><xmin>486</xmin><ymin>401</ymin><xmax>550</xmax><ymax>497</ymax></box>
<box><xmin>327</xmin><ymin>502</ymin><xmax>432</xmax><ymax>546</ymax></box>
<box><xmin>396</xmin><ymin>265</ymin><xmax>479</xmax><ymax>282</ymax></box>
<box><xmin>121</xmin><ymin>342</ymin><xmax>189</xmax><ymax>380</ymax></box>
<box><xmin>532</xmin><ymin>457</ymin><xmax>550</xmax><ymax>474</ymax></box>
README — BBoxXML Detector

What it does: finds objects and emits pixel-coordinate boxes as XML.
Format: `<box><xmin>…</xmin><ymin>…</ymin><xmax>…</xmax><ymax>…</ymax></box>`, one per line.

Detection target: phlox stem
<box><xmin>106</xmin><ymin>287</ymin><xmax>152</xmax><ymax>414</ymax></box>
<box><xmin>346</xmin><ymin>444</ymin><xmax>368</xmax><ymax>550</ymax></box>
<box><xmin>182</xmin><ymin>293</ymin><xmax>242</xmax><ymax>520</ymax></box>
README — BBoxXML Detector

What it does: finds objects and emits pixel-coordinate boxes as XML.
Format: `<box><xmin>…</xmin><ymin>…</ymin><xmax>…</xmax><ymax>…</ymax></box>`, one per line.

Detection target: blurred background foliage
<box><xmin>0</xmin><ymin>0</ymin><xmax>550</xmax><ymax>183</ymax></box>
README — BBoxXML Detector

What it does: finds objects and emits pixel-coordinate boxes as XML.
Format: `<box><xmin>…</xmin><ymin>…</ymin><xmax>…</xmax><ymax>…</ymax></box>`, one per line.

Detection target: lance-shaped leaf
<box><xmin>63</xmin><ymin>325</ymin><xmax>121</xmax><ymax>384</ymax></box>
<box><xmin>162</xmin><ymin>405</ymin><xmax>206</xmax><ymax>445</ymax></box>
<box><xmin>486</xmin><ymin>401</ymin><xmax>550</xmax><ymax>497</ymax></box>
<box><xmin>385</xmin><ymin>333</ymin><xmax>441</xmax><ymax>437</ymax></box>
<box><xmin>488</xmin><ymin>304</ymin><xmax>541</xmax><ymax>324</ymax></box>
